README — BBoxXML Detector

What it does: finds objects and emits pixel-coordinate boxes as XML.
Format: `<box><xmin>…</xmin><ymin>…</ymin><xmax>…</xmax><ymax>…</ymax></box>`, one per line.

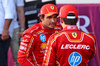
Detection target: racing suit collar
<box><xmin>63</xmin><ymin>25</ymin><xmax>78</xmax><ymax>30</ymax></box>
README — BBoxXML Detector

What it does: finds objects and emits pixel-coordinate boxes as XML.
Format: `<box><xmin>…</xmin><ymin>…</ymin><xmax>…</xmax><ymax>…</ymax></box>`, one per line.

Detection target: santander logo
<box><xmin>77</xmin><ymin>15</ymin><xmax>90</xmax><ymax>33</ymax></box>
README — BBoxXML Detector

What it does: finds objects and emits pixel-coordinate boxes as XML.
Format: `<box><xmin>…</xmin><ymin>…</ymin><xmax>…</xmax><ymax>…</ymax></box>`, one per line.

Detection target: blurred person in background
<box><xmin>17</xmin><ymin>4</ymin><xmax>62</xmax><ymax>66</ymax></box>
<box><xmin>42</xmin><ymin>4</ymin><xmax>96</xmax><ymax>66</ymax></box>
<box><xmin>10</xmin><ymin>0</ymin><xmax>25</xmax><ymax>66</ymax></box>
<box><xmin>0</xmin><ymin>0</ymin><xmax>15</xmax><ymax>66</ymax></box>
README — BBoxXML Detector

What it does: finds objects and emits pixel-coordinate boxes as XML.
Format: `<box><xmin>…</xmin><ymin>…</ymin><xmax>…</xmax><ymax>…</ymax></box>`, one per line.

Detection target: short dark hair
<box><xmin>40</xmin><ymin>14</ymin><xmax>45</xmax><ymax>18</ymax></box>
<box><xmin>38</xmin><ymin>15</ymin><xmax>45</xmax><ymax>22</ymax></box>
<box><xmin>61</xmin><ymin>13</ymin><xmax>78</xmax><ymax>25</ymax></box>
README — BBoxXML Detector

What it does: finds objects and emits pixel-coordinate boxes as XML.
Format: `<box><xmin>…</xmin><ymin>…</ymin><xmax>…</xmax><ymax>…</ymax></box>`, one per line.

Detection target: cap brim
<box><xmin>45</xmin><ymin>12</ymin><xmax>58</xmax><ymax>16</ymax></box>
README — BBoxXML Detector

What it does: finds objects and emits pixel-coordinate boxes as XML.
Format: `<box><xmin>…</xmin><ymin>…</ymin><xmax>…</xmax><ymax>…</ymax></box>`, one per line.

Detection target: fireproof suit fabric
<box><xmin>17</xmin><ymin>22</ymin><xmax>62</xmax><ymax>66</ymax></box>
<box><xmin>42</xmin><ymin>25</ymin><xmax>96</xmax><ymax>66</ymax></box>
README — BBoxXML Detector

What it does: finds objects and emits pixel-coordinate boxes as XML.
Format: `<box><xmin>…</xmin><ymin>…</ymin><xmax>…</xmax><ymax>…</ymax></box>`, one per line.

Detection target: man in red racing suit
<box><xmin>42</xmin><ymin>5</ymin><xmax>96</xmax><ymax>66</ymax></box>
<box><xmin>17</xmin><ymin>4</ymin><xmax>62</xmax><ymax>66</ymax></box>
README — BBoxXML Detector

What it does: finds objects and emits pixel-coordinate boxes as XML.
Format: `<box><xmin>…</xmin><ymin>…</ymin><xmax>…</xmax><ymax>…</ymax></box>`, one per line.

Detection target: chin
<box><xmin>50</xmin><ymin>26</ymin><xmax>55</xmax><ymax>29</ymax></box>
<box><xmin>48</xmin><ymin>25</ymin><xmax>55</xmax><ymax>29</ymax></box>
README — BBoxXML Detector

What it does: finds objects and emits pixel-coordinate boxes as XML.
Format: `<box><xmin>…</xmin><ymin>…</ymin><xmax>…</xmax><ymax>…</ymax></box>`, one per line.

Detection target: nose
<box><xmin>51</xmin><ymin>18</ymin><xmax>55</xmax><ymax>22</ymax></box>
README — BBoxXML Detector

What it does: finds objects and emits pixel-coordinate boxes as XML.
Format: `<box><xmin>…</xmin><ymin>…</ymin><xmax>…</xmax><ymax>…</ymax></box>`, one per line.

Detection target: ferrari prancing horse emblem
<box><xmin>50</xmin><ymin>6</ymin><xmax>54</xmax><ymax>10</ymax></box>
<box><xmin>72</xmin><ymin>32</ymin><xmax>77</xmax><ymax>38</ymax></box>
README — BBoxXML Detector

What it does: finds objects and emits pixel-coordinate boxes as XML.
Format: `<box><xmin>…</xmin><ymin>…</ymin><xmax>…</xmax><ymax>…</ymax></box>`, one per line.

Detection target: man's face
<box><xmin>42</xmin><ymin>14</ymin><xmax>58</xmax><ymax>29</ymax></box>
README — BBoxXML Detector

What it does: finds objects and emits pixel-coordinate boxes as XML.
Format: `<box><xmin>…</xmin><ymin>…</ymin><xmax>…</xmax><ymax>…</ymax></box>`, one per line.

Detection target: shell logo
<box><xmin>55</xmin><ymin>31</ymin><xmax>58</xmax><ymax>33</ymax></box>
<box><xmin>41</xmin><ymin>43</ymin><xmax>47</xmax><ymax>49</ymax></box>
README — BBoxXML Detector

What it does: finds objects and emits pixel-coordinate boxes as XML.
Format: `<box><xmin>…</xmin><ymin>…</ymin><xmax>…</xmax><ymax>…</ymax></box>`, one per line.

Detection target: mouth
<box><xmin>49</xmin><ymin>23</ymin><xmax>56</xmax><ymax>26</ymax></box>
<box><xmin>50</xmin><ymin>23</ymin><xmax>56</xmax><ymax>27</ymax></box>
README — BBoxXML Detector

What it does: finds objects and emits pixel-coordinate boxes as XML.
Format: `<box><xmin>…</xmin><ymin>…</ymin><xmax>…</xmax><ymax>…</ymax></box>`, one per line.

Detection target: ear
<box><xmin>40</xmin><ymin>16</ymin><xmax>43</xmax><ymax>21</ymax></box>
<box><xmin>60</xmin><ymin>18</ymin><xmax>63</xmax><ymax>23</ymax></box>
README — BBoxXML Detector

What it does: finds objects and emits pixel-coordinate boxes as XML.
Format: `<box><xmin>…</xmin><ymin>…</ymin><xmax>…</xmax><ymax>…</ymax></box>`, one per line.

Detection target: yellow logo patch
<box><xmin>55</xmin><ymin>31</ymin><xmax>58</xmax><ymax>33</ymax></box>
<box><xmin>50</xmin><ymin>6</ymin><xmax>54</xmax><ymax>10</ymax></box>
<box><xmin>72</xmin><ymin>32</ymin><xmax>77</xmax><ymax>38</ymax></box>
<box><xmin>37</xmin><ymin>30</ymin><xmax>43</xmax><ymax>34</ymax></box>
<box><xmin>41</xmin><ymin>43</ymin><xmax>47</xmax><ymax>49</ymax></box>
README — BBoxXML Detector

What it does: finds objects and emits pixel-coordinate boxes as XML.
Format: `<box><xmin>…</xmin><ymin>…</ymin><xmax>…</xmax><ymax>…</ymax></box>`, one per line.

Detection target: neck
<box><xmin>61</xmin><ymin>23</ymin><xmax>68</xmax><ymax>29</ymax></box>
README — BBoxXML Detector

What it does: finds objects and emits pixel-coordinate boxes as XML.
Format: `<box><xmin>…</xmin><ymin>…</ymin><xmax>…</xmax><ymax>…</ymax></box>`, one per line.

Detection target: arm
<box><xmin>1</xmin><ymin>19</ymin><xmax>12</xmax><ymax>40</ymax></box>
<box><xmin>1</xmin><ymin>0</ymin><xmax>15</xmax><ymax>40</ymax></box>
<box><xmin>42</xmin><ymin>35</ymin><xmax>56</xmax><ymax>66</ymax></box>
<box><xmin>17</xmin><ymin>6</ymin><xmax>25</xmax><ymax>37</ymax></box>
<box><xmin>17</xmin><ymin>32</ymin><xmax>36</xmax><ymax>66</ymax></box>
<box><xmin>89</xmin><ymin>36</ymin><xmax>96</xmax><ymax>60</ymax></box>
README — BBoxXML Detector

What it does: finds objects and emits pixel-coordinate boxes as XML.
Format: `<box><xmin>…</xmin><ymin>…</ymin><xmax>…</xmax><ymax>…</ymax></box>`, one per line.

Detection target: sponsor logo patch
<box><xmin>41</xmin><ymin>43</ymin><xmax>47</xmax><ymax>49</ymax></box>
<box><xmin>55</xmin><ymin>31</ymin><xmax>58</xmax><ymax>33</ymax></box>
<box><xmin>72</xmin><ymin>32</ymin><xmax>77</xmax><ymax>38</ymax></box>
<box><xmin>20</xmin><ymin>46</ymin><xmax>27</xmax><ymax>51</ymax></box>
<box><xmin>68</xmin><ymin>52</ymin><xmax>82</xmax><ymax>66</ymax></box>
<box><xmin>39</xmin><ymin>34</ymin><xmax>46</xmax><ymax>42</ymax></box>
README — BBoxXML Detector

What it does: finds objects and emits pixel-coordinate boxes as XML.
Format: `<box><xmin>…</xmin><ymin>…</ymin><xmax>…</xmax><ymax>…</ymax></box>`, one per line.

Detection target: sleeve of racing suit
<box><xmin>17</xmin><ymin>32</ymin><xmax>36</xmax><ymax>66</ymax></box>
<box><xmin>42</xmin><ymin>35</ymin><xmax>57</xmax><ymax>66</ymax></box>
<box><xmin>84</xmin><ymin>34</ymin><xmax>96</xmax><ymax>61</ymax></box>
<box><xmin>89</xmin><ymin>35</ymin><xmax>96</xmax><ymax>60</ymax></box>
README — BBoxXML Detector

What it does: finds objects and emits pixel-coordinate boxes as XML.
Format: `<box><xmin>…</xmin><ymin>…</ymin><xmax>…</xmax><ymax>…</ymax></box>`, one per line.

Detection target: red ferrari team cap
<box><xmin>40</xmin><ymin>4</ymin><xmax>58</xmax><ymax>16</ymax></box>
<box><xmin>59</xmin><ymin>4</ymin><xmax>78</xmax><ymax>19</ymax></box>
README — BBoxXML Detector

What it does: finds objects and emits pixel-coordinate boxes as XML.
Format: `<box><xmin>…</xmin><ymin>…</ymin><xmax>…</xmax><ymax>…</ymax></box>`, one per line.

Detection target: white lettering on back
<box><xmin>61</xmin><ymin>44</ymin><xmax>90</xmax><ymax>50</ymax></box>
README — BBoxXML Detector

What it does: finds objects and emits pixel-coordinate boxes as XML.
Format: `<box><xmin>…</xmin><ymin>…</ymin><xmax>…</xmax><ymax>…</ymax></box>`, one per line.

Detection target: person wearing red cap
<box><xmin>17</xmin><ymin>4</ymin><xmax>62</xmax><ymax>66</ymax></box>
<box><xmin>42</xmin><ymin>4</ymin><xmax>96</xmax><ymax>66</ymax></box>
